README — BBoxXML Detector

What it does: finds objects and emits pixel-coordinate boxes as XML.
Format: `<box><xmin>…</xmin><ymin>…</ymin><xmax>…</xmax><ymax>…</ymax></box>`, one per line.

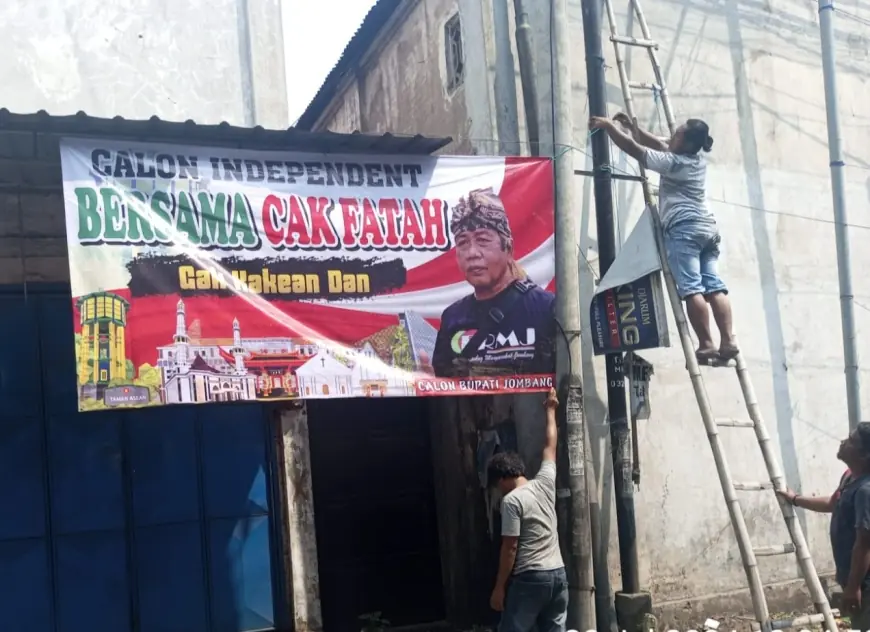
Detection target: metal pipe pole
<box><xmin>513</xmin><ymin>0</ymin><xmax>541</xmax><ymax>156</ymax></box>
<box><xmin>818</xmin><ymin>0</ymin><xmax>862</xmax><ymax>430</ymax></box>
<box><xmin>493</xmin><ymin>0</ymin><xmax>521</xmax><ymax>155</ymax></box>
<box><xmin>580</xmin><ymin>0</ymin><xmax>640</xmax><ymax>595</ymax></box>
<box><xmin>236</xmin><ymin>0</ymin><xmax>257</xmax><ymax>127</ymax></box>
<box><xmin>551</xmin><ymin>0</ymin><xmax>596</xmax><ymax>630</ymax></box>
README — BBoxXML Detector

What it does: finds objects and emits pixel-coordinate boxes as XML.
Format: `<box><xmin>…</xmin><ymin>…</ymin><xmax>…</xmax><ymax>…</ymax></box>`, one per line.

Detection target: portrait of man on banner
<box><xmin>432</xmin><ymin>187</ymin><xmax>556</xmax><ymax>378</ymax></box>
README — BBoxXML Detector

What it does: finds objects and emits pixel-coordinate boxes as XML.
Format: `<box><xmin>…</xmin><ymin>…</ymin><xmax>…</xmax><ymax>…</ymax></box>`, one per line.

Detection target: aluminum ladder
<box><xmin>600</xmin><ymin>1</ymin><xmax>839</xmax><ymax>630</ymax></box>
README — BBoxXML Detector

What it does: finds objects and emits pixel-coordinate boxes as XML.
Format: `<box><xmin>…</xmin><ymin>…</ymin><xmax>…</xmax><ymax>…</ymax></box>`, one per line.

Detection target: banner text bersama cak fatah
<box><xmin>78</xmin><ymin>148</ymin><xmax>450</xmax><ymax>252</ymax></box>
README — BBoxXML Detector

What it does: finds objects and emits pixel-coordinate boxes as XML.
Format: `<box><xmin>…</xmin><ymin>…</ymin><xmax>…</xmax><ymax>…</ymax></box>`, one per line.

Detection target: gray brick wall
<box><xmin>0</xmin><ymin>130</ymin><xmax>69</xmax><ymax>285</ymax></box>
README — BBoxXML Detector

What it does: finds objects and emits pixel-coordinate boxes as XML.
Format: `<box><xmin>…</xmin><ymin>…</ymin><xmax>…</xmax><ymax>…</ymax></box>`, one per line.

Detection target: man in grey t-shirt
<box><xmin>487</xmin><ymin>388</ymin><xmax>567</xmax><ymax>632</ymax></box>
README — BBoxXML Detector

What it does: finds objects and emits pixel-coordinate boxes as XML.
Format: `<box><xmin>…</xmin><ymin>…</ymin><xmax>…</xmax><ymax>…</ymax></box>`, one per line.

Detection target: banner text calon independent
<box><xmin>79</xmin><ymin>148</ymin><xmax>450</xmax><ymax>252</ymax></box>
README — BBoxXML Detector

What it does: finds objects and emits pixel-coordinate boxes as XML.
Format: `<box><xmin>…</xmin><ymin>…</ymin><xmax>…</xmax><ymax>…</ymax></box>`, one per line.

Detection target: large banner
<box><xmin>60</xmin><ymin>138</ymin><xmax>556</xmax><ymax>412</ymax></box>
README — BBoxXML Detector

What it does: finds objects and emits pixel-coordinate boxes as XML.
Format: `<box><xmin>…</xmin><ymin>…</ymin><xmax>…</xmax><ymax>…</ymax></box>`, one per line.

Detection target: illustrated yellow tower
<box><xmin>77</xmin><ymin>292</ymin><xmax>131</xmax><ymax>391</ymax></box>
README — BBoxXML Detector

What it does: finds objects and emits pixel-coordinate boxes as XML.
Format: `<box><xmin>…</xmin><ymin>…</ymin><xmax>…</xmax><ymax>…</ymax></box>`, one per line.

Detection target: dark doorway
<box><xmin>307</xmin><ymin>397</ymin><xmax>445</xmax><ymax>631</ymax></box>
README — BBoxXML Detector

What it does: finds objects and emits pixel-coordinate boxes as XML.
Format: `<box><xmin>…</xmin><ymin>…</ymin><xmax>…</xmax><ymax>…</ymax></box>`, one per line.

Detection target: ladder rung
<box><xmin>629</xmin><ymin>81</ymin><xmax>661</xmax><ymax>92</ymax></box>
<box><xmin>610</xmin><ymin>35</ymin><xmax>658</xmax><ymax>48</ymax></box>
<box><xmin>753</xmin><ymin>543</ymin><xmax>796</xmax><ymax>556</ymax></box>
<box><xmin>768</xmin><ymin>609</ymin><xmax>840</xmax><ymax>630</ymax></box>
<box><xmin>733</xmin><ymin>482</ymin><xmax>773</xmax><ymax>491</ymax></box>
<box><xmin>715</xmin><ymin>418</ymin><xmax>755</xmax><ymax>428</ymax></box>
<box><xmin>574</xmin><ymin>168</ymin><xmax>645</xmax><ymax>183</ymax></box>
<box><xmin>697</xmin><ymin>356</ymin><xmax>737</xmax><ymax>368</ymax></box>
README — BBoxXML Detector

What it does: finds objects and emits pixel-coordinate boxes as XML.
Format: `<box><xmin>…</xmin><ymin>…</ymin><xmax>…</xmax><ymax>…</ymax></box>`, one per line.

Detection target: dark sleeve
<box><xmin>531</xmin><ymin>291</ymin><xmax>557</xmax><ymax>373</ymax></box>
<box><xmin>835</xmin><ymin>471</ymin><xmax>851</xmax><ymax>500</ymax></box>
<box><xmin>854</xmin><ymin>483</ymin><xmax>870</xmax><ymax>532</ymax></box>
<box><xmin>543</xmin><ymin>292</ymin><xmax>556</xmax><ymax>342</ymax></box>
<box><xmin>432</xmin><ymin>317</ymin><xmax>452</xmax><ymax>377</ymax></box>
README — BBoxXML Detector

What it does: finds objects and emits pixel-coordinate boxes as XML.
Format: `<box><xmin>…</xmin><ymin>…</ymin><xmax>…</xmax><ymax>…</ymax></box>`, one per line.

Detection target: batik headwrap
<box><xmin>450</xmin><ymin>187</ymin><xmax>526</xmax><ymax>280</ymax></box>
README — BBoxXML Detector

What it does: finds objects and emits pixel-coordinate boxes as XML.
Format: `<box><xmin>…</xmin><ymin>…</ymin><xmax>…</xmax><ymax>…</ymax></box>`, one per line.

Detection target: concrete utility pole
<box><xmin>551</xmin><ymin>0</ymin><xmax>596</xmax><ymax>630</ymax></box>
<box><xmin>818</xmin><ymin>0</ymin><xmax>862</xmax><ymax>430</ymax></box>
<box><xmin>493</xmin><ymin>0</ymin><xmax>521</xmax><ymax>154</ymax></box>
<box><xmin>237</xmin><ymin>0</ymin><xmax>257</xmax><ymax>127</ymax></box>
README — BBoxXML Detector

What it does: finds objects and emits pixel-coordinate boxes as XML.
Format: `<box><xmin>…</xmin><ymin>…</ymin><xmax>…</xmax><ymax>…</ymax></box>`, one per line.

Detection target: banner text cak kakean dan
<box><xmin>60</xmin><ymin>138</ymin><xmax>556</xmax><ymax>412</ymax></box>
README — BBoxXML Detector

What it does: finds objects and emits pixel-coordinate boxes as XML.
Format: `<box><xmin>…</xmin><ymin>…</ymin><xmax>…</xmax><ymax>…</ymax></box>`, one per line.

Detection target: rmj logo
<box><xmin>450</xmin><ymin>328</ymin><xmax>536</xmax><ymax>354</ymax></box>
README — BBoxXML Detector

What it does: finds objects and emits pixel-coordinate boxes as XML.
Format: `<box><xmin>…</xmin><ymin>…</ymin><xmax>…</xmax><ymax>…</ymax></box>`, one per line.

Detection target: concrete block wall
<box><xmin>0</xmin><ymin>130</ymin><xmax>69</xmax><ymax>286</ymax></box>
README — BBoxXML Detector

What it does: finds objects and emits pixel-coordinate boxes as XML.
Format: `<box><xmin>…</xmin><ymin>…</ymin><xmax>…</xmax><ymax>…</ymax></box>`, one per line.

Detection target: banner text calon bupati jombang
<box><xmin>61</xmin><ymin>138</ymin><xmax>556</xmax><ymax>412</ymax></box>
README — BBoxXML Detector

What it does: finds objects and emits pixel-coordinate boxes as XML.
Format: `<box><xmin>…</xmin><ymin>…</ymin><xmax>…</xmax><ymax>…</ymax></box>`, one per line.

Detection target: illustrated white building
<box><xmin>296</xmin><ymin>350</ymin><xmax>353</xmax><ymax>398</ymax></box>
<box><xmin>351</xmin><ymin>342</ymin><xmax>415</xmax><ymax>397</ymax></box>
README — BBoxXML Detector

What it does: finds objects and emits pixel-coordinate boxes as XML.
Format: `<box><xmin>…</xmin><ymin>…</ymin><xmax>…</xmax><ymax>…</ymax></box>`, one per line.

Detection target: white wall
<box><xmin>0</xmin><ymin>0</ymin><xmax>288</xmax><ymax>128</ymax></box>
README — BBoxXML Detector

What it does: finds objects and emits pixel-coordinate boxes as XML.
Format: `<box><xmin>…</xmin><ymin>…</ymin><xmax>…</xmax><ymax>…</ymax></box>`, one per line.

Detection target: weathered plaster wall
<box><xmin>0</xmin><ymin>132</ymin><xmax>69</xmax><ymax>286</ymax></box>
<box><xmin>321</xmin><ymin>81</ymin><xmax>363</xmax><ymax>134</ymax></box>
<box><xmin>310</xmin><ymin>0</ymin><xmax>479</xmax><ymax>154</ymax></box>
<box><xmin>0</xmin><ymin>0</ymin><xmax>288</xmax><ymax>128</ymax></box>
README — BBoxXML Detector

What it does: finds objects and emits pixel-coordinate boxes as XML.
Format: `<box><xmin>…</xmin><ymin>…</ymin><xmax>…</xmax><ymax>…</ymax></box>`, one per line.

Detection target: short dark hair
<box><xmin>855</xmin><ymin>422</ymin><xmax>870</xmax><ymax>453</ymax></box>
<box><xmin>487</xmin><ymin>451</ymin><xmax>525</xmax><ymax>485</ymax></box>
<box><xmin>684</xmin><ymin>118</ymin><xmax>714</xmax><ymax>154</ymax></box>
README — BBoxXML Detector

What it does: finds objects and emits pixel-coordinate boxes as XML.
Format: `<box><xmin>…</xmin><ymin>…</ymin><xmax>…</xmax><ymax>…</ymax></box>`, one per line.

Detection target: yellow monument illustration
<box><xmin>76</xmin><ymin>291</ymin><xmax>131</xmax><ymax>397</ymax></box>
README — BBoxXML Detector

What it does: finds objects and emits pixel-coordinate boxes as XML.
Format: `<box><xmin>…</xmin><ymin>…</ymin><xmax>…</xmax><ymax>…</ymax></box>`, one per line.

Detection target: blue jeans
<box><xmin>499</xmin><ymin>568</ymin><xmax>568</xmax><ymax>632</ymax></box>
<box><xmin>664</xmin><ymin>221</ymin><xmax>728</xmax><ymax>299</ymax></box>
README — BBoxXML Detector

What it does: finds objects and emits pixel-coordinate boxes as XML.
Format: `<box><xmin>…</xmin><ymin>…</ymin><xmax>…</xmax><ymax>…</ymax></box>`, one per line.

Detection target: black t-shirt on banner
<box><xmin>432</xmin><ymin>279</ymin><xmax>556</xmax><ymax>378</ymax></box>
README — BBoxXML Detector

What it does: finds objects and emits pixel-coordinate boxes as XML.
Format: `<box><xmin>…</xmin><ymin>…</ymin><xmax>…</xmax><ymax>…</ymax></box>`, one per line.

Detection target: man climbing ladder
<box><xmin>589</xmin><ymin>114</ymin><xmax>738</xmax><ymax>363</ymax></box>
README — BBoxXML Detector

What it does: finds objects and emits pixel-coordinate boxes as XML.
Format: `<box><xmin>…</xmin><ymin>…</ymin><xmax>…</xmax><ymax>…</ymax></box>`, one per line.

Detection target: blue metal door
<box><xmin>0</xmin><ymin>286</ymin><xmax>287</xmax><ymax>632</ymax></box>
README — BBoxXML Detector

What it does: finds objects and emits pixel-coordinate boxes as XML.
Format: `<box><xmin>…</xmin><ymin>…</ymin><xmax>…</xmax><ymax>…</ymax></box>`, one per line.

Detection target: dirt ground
<box><xmin>655</xmin><ymin>609</ymin><xmax>848</xmax><ymax>632</ymax></box>
<box><xmin>449</xmin><ymin>610</ymin><xmax>851</xmax><ymax>632</ymax></box>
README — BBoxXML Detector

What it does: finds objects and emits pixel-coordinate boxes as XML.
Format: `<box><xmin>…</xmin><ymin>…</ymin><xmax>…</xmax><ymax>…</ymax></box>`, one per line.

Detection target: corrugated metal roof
<box><xmin>294</xmin><ymin>0</ymin><xmax>402</xmax><ymax>130</ymax></box>
<box><xmin>0</xmin><ymin>108</ymin><xmax>451</xmax><ymax>155</ymax></box>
